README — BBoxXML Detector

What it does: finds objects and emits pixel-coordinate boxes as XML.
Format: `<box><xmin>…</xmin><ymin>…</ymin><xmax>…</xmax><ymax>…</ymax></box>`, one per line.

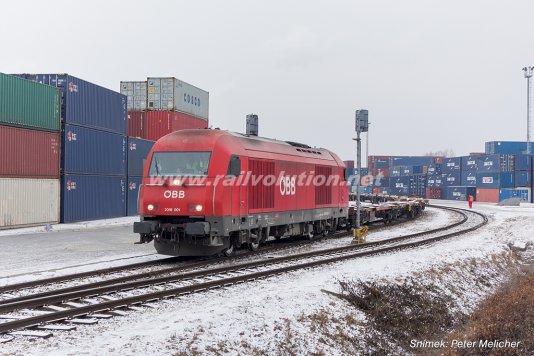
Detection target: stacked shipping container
<box><xmin>15</xmin><ymin>73</ymin><xmax>128</xmax><ymax>222</ymax></box>
<box><xmin>0</xmin><ymin>73</ymin><xmax>61</xmax><ymax>228</ymax></box>
<box><xmin>127</xmin><ymin>137</ymin><xmax>155</xmax><ymax>216</ymax></box>
<box><xmin>122</xmin><ymin>77</ymin><xmax>209</xmax><ymax>141</ymax></box>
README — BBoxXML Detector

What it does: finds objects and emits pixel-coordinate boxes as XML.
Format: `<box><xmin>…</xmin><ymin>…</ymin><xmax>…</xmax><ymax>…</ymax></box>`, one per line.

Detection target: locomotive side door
<box><xmin>227</xmin><ymin>155</ymin><xmax>244</xmax><ymax>223</ymax></box>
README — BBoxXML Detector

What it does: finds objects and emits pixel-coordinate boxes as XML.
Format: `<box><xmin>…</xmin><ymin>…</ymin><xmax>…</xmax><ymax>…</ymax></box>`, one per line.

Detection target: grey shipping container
<box><xmin>0</xmin><ymin>178</ymin><xmax>60</xmax><ymax>228</ymax></box>
<box><xmin>147</xmin><ymin>77</ymin><xmax>209</xmax><ymax>120</ymax></box>
<box><xmin>0</xmin><ymin>73</ymin><xmax>60</xmax><ymax>131</ymax></box>
<box><xmin>121</xmin><ymin>81</ymin><xmax>147</xmax><ymax>111</ymax></box>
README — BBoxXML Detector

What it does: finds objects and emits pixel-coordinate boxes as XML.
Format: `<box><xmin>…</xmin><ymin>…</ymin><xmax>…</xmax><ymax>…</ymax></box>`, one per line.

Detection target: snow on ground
<box><xmin>2</xmin><ymin>201</ymin><xmax>534</xmax><ymax>355</ymax></box>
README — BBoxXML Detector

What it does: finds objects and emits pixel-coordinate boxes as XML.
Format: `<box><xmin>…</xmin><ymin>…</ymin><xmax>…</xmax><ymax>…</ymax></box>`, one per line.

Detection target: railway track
<box><xmin>0</xmin><ymin>205</ymin><xmax>444</xmax><ymax>297</ymax></box>
<box><xmin>0</xmin><ymin>205</ymin><xmax>484</xmax><ymax>341</ymax></box>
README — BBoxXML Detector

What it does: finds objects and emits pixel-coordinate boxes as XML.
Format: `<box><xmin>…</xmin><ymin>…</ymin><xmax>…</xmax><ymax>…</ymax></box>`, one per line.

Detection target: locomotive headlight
<box><xmin>172</xmin><ymin>178</ymin><xmax>182</xmax><ymax>186</ymax></box>
<box><xmin>147</xmin><ymin>204</ymin><xmax>155</xmax><ymax>211</ymax></box>
<box><xmin>190</xmin><ymin>204</ymin><xmax>203</xmax><ymax>212</ymax></box>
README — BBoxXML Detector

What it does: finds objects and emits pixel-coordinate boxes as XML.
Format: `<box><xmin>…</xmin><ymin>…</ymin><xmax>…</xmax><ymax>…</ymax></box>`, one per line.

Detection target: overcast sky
<box><xmin>1</xmin><ymin>1</ymin><xmax>533</xmax><ymax>161</ymax></box>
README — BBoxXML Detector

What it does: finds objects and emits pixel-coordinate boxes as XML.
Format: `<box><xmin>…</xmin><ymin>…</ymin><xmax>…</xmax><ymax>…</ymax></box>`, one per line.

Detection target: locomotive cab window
<box><xmin>149</xmin><ymin>152</ymin><xmax>211</xmax><ymax>176</ymax></box>
<box><xmin>227</xmin><ymin>155</ymin><xmax>241</xmax><ymax>177</ymax></box>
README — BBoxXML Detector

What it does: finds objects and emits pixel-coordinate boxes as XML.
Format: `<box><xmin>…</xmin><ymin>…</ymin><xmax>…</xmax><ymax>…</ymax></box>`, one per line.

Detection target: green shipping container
<box><xmin>0</xmin><ymin>73</ymin><xmax>60</xmax><ymax>131</ymax></box>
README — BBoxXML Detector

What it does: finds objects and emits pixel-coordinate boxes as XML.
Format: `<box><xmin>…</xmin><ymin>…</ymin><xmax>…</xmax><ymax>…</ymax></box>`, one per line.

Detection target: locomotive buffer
<box><xmin>352</xmin><ymin>109</ymin><xmax>369</xmax><ymax>244</ymax></box>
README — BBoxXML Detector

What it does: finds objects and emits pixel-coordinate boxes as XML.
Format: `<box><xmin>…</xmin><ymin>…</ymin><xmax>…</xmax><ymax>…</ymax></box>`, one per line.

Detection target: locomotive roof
<box><xmin>154</xmin><ymin>129</ymin><xmax>345</xmax><ymax>165</ymax></box>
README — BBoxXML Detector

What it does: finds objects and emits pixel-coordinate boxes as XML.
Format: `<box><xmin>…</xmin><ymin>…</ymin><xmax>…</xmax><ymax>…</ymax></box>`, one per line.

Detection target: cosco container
<box><xmin>127</xmin><ymin>137</ymin><xmax>155</xmax><ymax>176</ymax></box>
<box><xmin>475</xmin><ymin>188</ymin><xmax>499</xmax><ymax>203</ymax></box>
<box><xmin>461</xmin><ymin>156</ymin><xmax>479</xmax><ymax>172</ymax></box>
<box><xmin>461</xmin><ymin>171</ymin><xmax>477</xmax><ymax>187</ymax></box>
<box><xmin>16</xmin><ymin>74</ymin><xmax>127</xmax><ymax>134</ymax></box>
<box><xmin>0</xmin><ymin>178</ymin><xmax>60</xmax><ymax>228</ymax></box>
<box><xmin>127</xmin><ymin>176</ymin><xmax>142</xmax><ymax>216</ymax></box>
<box><xmin>499</xmin><ymin>188</ymin><xmax>531</xmax><ymax>203</ymax></box>
<box><xmin>61</xmin><ymin>174</ymin><xmax>126</xmax><ymax>223</ymax></box>
<box><xmin>0</xmin><ymin>125</ymin><xmax>59</xmax><ymax>178</ymax></box>
<box><xmin>62</xmin><ymin>124</ymin><xmax>126</xmax><ymax>175</ymax></box>
<box><xmin>475</xmin><ymin>172</ymin><xmax>514</xmax><ymax>188</ymax></box>
<box><xmin>514</xmin><ymin>154</ymin><xmax>532</xmax><ymax>171</ymax></box>
<box><xmin>443</xmin><ymin>172</ymin><xmax>461</xmax><ymax>186</ymax></box>
<box><xmin>477</xmin><ymin>154</ymin><xmax>515</xmax><ymax>172</ymax></box>
<box><xmin>121</xmin><ymin>81</ymin><xmax>147</xmax><ymax>111</ymax></box>
<box><xmin>0</xmin><ymin>73</ymin><xmax>60</xmax><ymax>131</ymax></box>
<box><xmin>485</xmin><ymin>141</ymin><xmax>534</xmax><ymax>155</ymax></box>
<box><xmin>147</xmin><ymin>77</ymin><xmax>209</xmax><ymax>120</ymax></box>
<box><xmin>445</xmin><ymin>186</ymin><xmax>476</xmax><ymax>201</ymax></box>
<box><xmin>442</xmin><ymin>157</ymin><xmax>462</xmax><ymax>172</ymax></box>
<box><xmin>514</xmin><ymin>171</ymin><xmax>532</xmax><ymax>187</ymax></box>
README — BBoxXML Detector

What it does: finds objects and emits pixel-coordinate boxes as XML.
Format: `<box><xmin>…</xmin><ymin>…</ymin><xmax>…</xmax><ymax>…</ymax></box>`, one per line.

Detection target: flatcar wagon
<box><xmin>134</xmin><ymin>129</ymin><xmax>349</xmax><ymax>256</ymax></box>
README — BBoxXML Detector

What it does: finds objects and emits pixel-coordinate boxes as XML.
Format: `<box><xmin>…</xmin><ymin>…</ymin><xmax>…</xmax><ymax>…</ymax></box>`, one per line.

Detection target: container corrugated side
<box><xmin>18</xmin><ymin>74</ymin><xmax>127</xmax><ymax>134</ymax></box>
<box><xmin>147</xmin><ymin>77</ymin><xmax>209</xmax><ymax>120</ymax></box>
<box><xmin>476</xmin><ymin>188</ymin><xmax>499</xmax><ymax>203</ymax></box>
<box><xmin>62</xmin><ymin>124</ymin><xmax>126</xmax><ymax>175</ymax></box>
<box><xmin>128</xmin><ymin>111</ymin><xmax>145</xmax><ymax>137</ymax></box>
<box><xmin>445</xmin><ymin>186</ymin><xmax>476</xmax><ymax>201</ymax></box>
<box><xmin>127</xmin><ymin>176</ymin><xmax>142</xmax><ymax>216</ymax></box>
<box><xmin>499</xmin><ymin>188</ymin><xmax>531</xmax><ymax>202</ymax></box>
<box><xmin>0</xmin><ymin>125</ymin><xmax>60</xmax><ymax>178</ymax></box>
<box><xmin>127</xmin><ymin>137</ymin><xmax>155</xmax><ymax>176</ymax></box>
<box><xmin>61</xmin><ymin>174</ymin><xmax>126</xmax><ymax>223</ymax></box>
<box><xmin>0</xmin><ymin>178</ymin><xmax>59</xmax><ymax>228</ymax></box>
<box><xmin>121</xmin><ymin>81</ymin><xmax>147</xmax><ymax>111</ymax></box>
<box><xmin>0</xmin><ymin>73</ymin><xmax>60</xmax><ymax>131</ymax></box>
<box><xmin>169</xmin><ymin>111</ymin><xmax>209</xmax><ymax>131</ymax></box>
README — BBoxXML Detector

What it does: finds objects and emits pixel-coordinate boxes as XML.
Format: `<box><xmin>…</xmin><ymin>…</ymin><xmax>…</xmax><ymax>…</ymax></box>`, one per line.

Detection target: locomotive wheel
<box><xmin>249</xmin><ymin>241</ymin><xmax>259</xmax><ymax>251</ymax></box>
<box><xmin>223</xmin><ymin>244</ymin><xmax>234</xmax><ymax>257</ymax></box>
<box><xmin>307</xmin><ymin>231</ymin><xmax>314</xmax><ymax>240</ymax></box>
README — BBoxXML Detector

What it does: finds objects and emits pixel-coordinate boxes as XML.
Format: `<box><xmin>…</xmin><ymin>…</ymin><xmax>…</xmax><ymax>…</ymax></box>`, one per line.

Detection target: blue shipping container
<box><xmin>445</xmin><ymin>186</ymin><xmax>476</xmax><ymax>201</ymax></box>
<box><xmin>443</xmin><ymin>172</ymin><xmax>461</xmax><ymax>186</ymax></box>
<box><xmin>461</xmin><ymin>172</ymin><xmax>477</xmax><ymax>186</ymax></box>
<box><xmin>391</xmin><ymin>156</ymin><xmax>434</xmax><ymax>166</ymax></box>
<box><xmin>127</xmin><ymin>176</ymin><xmax>142</xmax><ymax>216</ymax></box>
<box><xmin>499</xmin><ymin>188</ymin><xmax>531</xmax><ymax>203</ymax></box>
<box><xmin>372</xmin><ymin>176</ymin><xmax>390</xmax><ymax>187</ymax></box>
<box><xmin>427</xmin><ymin>164</ymin><xmax>442</xmax><ymax>175</ymax></box>
<box><xmin>442</xmin><ymin>157</ymin><xmax>462</xmax><ymax>172</ymax></box>
<box><xmin>373</xmin><ymin>159</ymin><xmax>390</xmax><ymax>169</ymax></box>
<box><xmin>16</xmin><ymin>74</ymin><xmax>127</xmax><ymax>134</ymax></box>
<box><xmin>379</xmin><ymin>187</ymin><xmax>390</xmax><ymax>195</ymax></box>
<box><xmin>461</xmin><ymin>156</ymin><xmax>479</xmax><ymax>172</ymax></box>
<box><xmin>62</xmin><ymin>124</ymin><xmax>126</xmax><ymax>175</ymax></box>
<box><xmin>477</xmin><ymin>154</ymin><xmax>515</xmax><ymax>172</ymax></box>
<box><xmin>127</xmin><ymin>137</ymin><xmax>155</xmax><ymax>176</ymax></box>
<box><xmin>426</xmin><ymin>174</ymin><xmax>444</xmax><ymax>188</ymax></box>
<box><xmin>476</xmin><ymin>172</ymin><xmax>515</xmax><ymax>188</ymax></box>
<box><xmin>514</xmin><ymin>154</ymin><xmax>532</xmax><ymax>171</ymax></box>
<box><xmin>485</xmin><ymin>141</ymin><xmax>534</xmax><ymax>155</ymax></box>
<box><xmin>391</xmin><ymin>166</ymin><xmax>401</xmax><ymax>177</ymax></box>
<box><xmin>391</xmin><ymin>176</ymin><xmax>411</xmax><ymax>189</ymax></box>
<box><xmin>514</xmin><ymin>171</ymin><xmax>532</xmax><ymax>187</ymax></box>
<box><xmin>61</xmin><ymin>174</ymin><xmax>126</xmax><ymax>222</ymax></box>
<box><xmin>390</xmin><ymin>187</ymin><xmax>409</xmax><ymax>196</ymax></box>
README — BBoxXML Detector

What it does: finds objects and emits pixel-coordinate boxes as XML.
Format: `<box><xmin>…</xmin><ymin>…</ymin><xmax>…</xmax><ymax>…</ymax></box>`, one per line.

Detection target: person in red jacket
<box><xmin>468</xmin><ymin>194</ymin><xmax>474</xmax><ymax>209</ymax></box>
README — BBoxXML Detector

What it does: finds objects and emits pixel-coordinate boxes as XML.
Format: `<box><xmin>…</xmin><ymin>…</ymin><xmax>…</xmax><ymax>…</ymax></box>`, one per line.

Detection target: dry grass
<box><xmin>442</xmin><ymin>273</ymin><xmax>533</xmax><ymax>356</ymax></box>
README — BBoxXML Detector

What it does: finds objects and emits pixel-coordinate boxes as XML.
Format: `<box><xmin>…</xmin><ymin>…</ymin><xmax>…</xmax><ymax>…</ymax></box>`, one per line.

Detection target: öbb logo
<box><xmin>163</xmin><ymin>190</ymin><xmax>185</xmax><ymax>199</ymax></box>
<box><xmin>66</xmin><ymin>180</ymin><xmax>77</xmax><ymax>191</ymax></box>
<box><xmin>67</xmin><ymin>131</ymin><xmax>77</xmax><ymax>141</ymax></box>
<box><xmin>280</xmin><ymin>176</ymin><xmax>296</xmax><ymax>196</ymax></box>
<box><xmin>68</xmin><ymin>82</ymin><xmax>78</xmax><ymax>93</ymax></box>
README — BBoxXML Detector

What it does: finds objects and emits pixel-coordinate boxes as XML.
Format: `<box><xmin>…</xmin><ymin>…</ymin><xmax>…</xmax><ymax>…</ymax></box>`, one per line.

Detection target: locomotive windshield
<box><xmin>149</xmin><ymin>151</ymin><xmax>211</xmax><ymax>176</ymax></box>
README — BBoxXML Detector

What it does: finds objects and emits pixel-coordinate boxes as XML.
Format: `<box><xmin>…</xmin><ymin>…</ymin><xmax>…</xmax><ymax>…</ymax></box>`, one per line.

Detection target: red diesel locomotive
<box><xmin>134</xmin><ymin>129</ymin><xmax>349</xmax><ymax>256</ymax></box>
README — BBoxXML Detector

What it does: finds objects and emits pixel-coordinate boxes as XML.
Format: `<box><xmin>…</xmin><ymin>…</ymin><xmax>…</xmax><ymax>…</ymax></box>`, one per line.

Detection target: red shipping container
<box><xmin>425</xmin><ymin>187</ymin><xmax>442</xmax><ymax>199</ymax></box>
<box><xmin>475</xmin><ymin>188</ymin><xmax>499</xmax><ymax>203</ymax></box>
<box><xmin>128</xmin><ymin>111</ymin><xmax>144</xmax><ymax>137</ymax></box>
<box><xmin>343</xmin><ymin>160</ymin><xmax>355</xmax><ymax>169</ymax></box>
<box><xmin>0</xmin><ymin>125</ymin><xmax>60</xmax><ymax>178</ymax></box>
<box><xmin>143</xmin><ymin>111</ymin><xmax>172</xmax><ymax>141</ymax></box>
<box><xmin>169</xmin><ymin>111</ymin><xmax>208</xmax><ymax>131</ymax></box>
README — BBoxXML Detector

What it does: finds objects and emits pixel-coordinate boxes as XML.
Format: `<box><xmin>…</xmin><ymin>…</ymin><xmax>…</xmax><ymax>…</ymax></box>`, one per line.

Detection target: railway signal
<box><xmin>352</xmin><ymin>109</ymin><xmax>369</xmax><ymax>244</ymax></box>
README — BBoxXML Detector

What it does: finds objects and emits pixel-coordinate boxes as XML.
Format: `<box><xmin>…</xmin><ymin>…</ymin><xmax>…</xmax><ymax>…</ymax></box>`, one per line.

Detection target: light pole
<box><xmin>523</xmin><ymin>66</ymin><xmax>533</xmax><ymax>154</ymax></box>
<box><xmin>352</xmin><ymin>110</ymin><xmax>368</xmax><ymax>243</ymax></box>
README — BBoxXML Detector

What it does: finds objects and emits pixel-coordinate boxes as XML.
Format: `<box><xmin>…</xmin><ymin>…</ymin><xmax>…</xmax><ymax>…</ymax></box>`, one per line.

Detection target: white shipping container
<box><xmin>120</xmin><ymin>81</ymin><xmax>147</xmax><ymax>111</ymax></box>
<box><xmin>0</xmin><ymin>178</ymin><xmax>60</xmax><ymax>228</ymax></box>
<box><xmin>147</xmin><ymin>77</ymin><xmax>209</xmax><ymax>120</ymax></box>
